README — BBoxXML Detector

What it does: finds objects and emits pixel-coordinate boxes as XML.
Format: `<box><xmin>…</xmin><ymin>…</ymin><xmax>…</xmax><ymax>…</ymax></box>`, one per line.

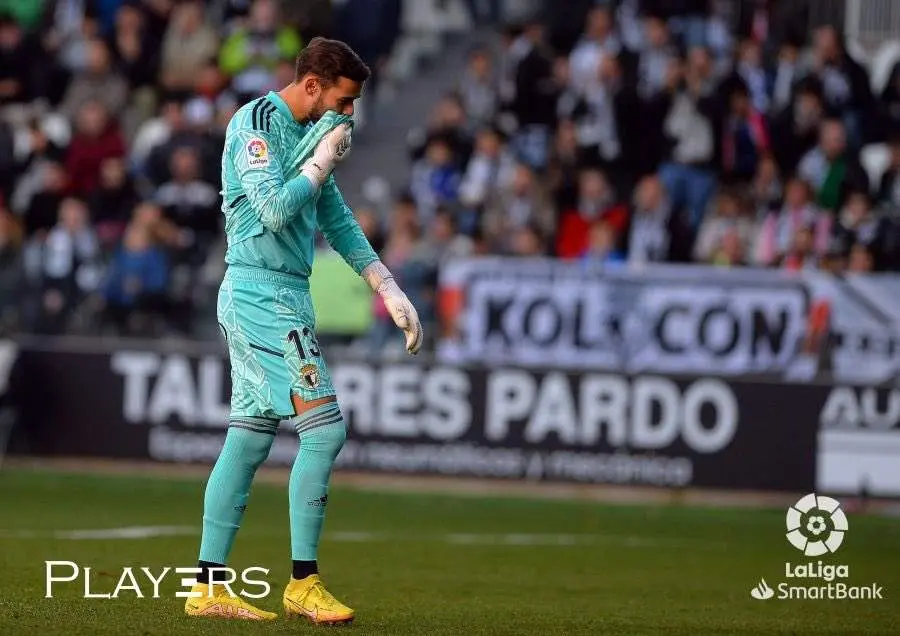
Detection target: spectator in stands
<box><xmin>89</xmin><ymin>157</ymin><xmax>138</xmax><ymax>249</ymax></box>
<box><xmin>581</xmin><ymin>219</ymin><xmax>625</xmax><ymax>266</ymax></box>
<box><xmin>658</xmin><ymin>54</ymin><xmax>719</xmax><ymax>232</ymax></box>
<box><xmin>102</xmin><ymin>221</ymin><xmax>170</xmax><ymax>336</ymax></box>
<box><xmin>556</xmin><ymin>167</ymin><xmax>627</xmax><ymax>259</ymax></box>
<box><xmin>0</xmin><ymin>201</ymin><xmax>22</xmax><ymax>326</ymax></box>
<box><xmin>693</xmin><ymin>189</ymin><xmax>756</xmax><ymax>264</ymax></box>
<box><xmin>458</xmin><ymin>46</ymin><xmax>498</xmax><ymax>127</ymax></box>
<box><xmin>565</xmin><ymin>54</ymin><xmax>634</xmax><ymax>177</ymax></box>
<box><xmin>218</xmin><ymin>0</ymin><xmax>302</xmax><ymax>102</ymax></box>
<box><xmin>808</xmin><ymin>25</ymin><xmax>873</xmax><ymax>145</ymax></box>
<box><xmin>41</xmin><ymin>0</ymin><xmax>100</xmax><ymax>76</ymax></box>
<box><xmin>110</xmin><ymin>3</ymin><xmax>159</xmax><ymax>92</ymax></box>
<box><xmin>721</xmin><ymin>82</ymin><xmax>769</xmax><ymax>184</ymax></box>
<box><xmin>626</xmin><ymin>174</ymin><xmax>672</xmax><ymax>265</ymax></box>
<box><xmin>65</xmin><ymin>100</ymin><xmax>126</xmax><ymax>196</ymax></box>
<box><xmin>129</xmin><ymin>200</ymin><xmax>190</xmax><ymax>253</ymax></box>
<box><xmin>880</xmin><ymin>60</ymin><xmax>900</xmax><ymax>131</ymax></box>
<box><xmin>408</xmin><ymin>92</ymin><xmax>473</xmax><ymax>168</ymax></box>
<box><xmin>755</xmin><ymin>177</ymin><xmax>830</xmax><ymax>267</ymax></box>
<box><xmin>130</xmin><ymin>97</ymin><xmax>184</xmax><ymax>175</ymax></box>
<box><xmin>483</xmin><ymin>162</ymin><xmax>554</xmax><ymax>254</ymax></box>
<box><xmin>831</xmin><ymin>190</ymin><xmax>892</xmax><ymax>269</ymax></box>
<box><xmin>780</xmin><ymin>224</ymin><xmax>820</xmax><ymax>271</ymax></box>
<box><xmin>7</xmin><ymin>116</ymin><xmax>69</xmax><ymax>218</ymax></box>
<box><xmin>31</xmin><ymin>197</ymin><xmax>101</xmax><ymax>333</ymax></box>
<box><xmin>354</xmin><ymin>206</ymin><xmax>385</xmax><ymax>256</ymax></box>
<box><xmin>568</xmin><ymin>5</ymin><xmax>621</xmax><ymax>96</ymax></box>
<box><xmin>599</xmin><ymin>53</ymin><xmax>645</xmax><ymax>184</ymax></box>
<box><xmin>772</xmin><ymin>41</ymin><xmax>801</xmax><ymax>113</ymax></box>
<box><xmin>509</xmin><ymin>223</ymin><xmax>547</xmax><ymax>257</ymax></box>
<box><xmin>409</xmin><ymin>135</ymin><xmax>462</xmax><ymax>229</ymax></box>
<box><xmin>510</xmin><ymin>21</ymin><xmax>556</xmax><ymax>170</ymax></box>
<box><xmin>0</xmin><ymin>118</ymin><xmax>14</xmax><ymax>196</ymax></box>
<box><xmin>160</xmin><ymin>0</ymin><xmax>219</xmax><ymax>94</ymax></box>
<box><xmin>706</xmin><ymin>0</ymin><xmax>735</xmax><ymax>78</ymax></box>
<box><xmin>145</xmin><ymin>98</ymin><xmax>220</xmax><ymax>186</ymax></box>
<box><xmin>734</xmin><ymin>38</ymin><xmax>769</xmax><ymax>114</ymax></box>
<box><xmin>543</xmin><ymin>0</ymin><xmax>596</xmax><ymax>56</ymax></box>
<box><xmin>546</xmin><ymin>119</ymin><xmax>581</xmax><ymax>211</ymax></box>
<box><xmin>428</xmin><ymin>208</ymin><xmax>474</xmax><ymax>265</ymax></box>
<box><xmin>797</xmin><ymin>118</ymin><xmax>868</xmax><ymax>212</ymax></box>
<box><xmin>877</xmin><ymin>135</ymin><xmax>900</xmax><ymax>210</ymax></box>
<box><xmin>770</xmin><ymin>80</ymin><xmax>825</xmax><ymax>175</ymax></box>
<box><xmin>847</xmin><ymin>242</ymin><xmax>875</xmax><ymax>273</ymax></box>
<box><xmin>332</xmin><ymin>0</ymin><xmax>401</xmax><ymax>97</ymax></box>
<box><xmin>710</xmin><ymin>227</ymin><xmax>748</xmax><ymax>268</ymax></box>
<box><xmin>153</xmin><ymin>145</ymin><xmax>220</xmax><ymax>260</ymax></box>
<box><xmin>458</xmin><ymin>126</ymin><xmax>515</xmax><ymax>230</ymax></box>
<box><xmin>18</xmin><ymin>161</ymin><xmax>67</xmax><ymax>237</ymax></box>
<box><xmin>60</xmin><ymin>38</ymin><xmax>128</xmax><ymax>123</ymax></box>
<box><xmin>751</xmin><ymin>153</ymin><xmax>783</xmax><ymax>214</ymax></box>
<box><xmin>0</xmin><ymin>13</ymin><xmax>42</xmax><ymax>108</ymax></box>
<box><xmin>464</xmin><ymin>0</ymin><xmax>502</xmax><ymax>28</ymax></box>
<box><xmin>636</xmin><ymin>15</ymin><xmax>677</xmax><ymax>100</ymax></box>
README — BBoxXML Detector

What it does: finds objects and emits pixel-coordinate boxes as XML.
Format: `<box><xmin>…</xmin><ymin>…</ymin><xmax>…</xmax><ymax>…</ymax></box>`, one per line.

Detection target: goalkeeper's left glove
<box><xmin>362</xmin><ymin>261</ymin><xmax>423</xmax><ymax>354</ymax></box>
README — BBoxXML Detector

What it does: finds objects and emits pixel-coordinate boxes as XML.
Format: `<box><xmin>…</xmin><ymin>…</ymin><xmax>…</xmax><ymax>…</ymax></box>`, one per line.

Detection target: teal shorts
<box><xmin>217</xmin><ymin>266</ymin><xmax>335</xmax><ymax>420</ymax></box>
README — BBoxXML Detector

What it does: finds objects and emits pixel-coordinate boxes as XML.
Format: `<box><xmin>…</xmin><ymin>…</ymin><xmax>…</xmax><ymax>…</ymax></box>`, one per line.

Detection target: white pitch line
<box><xmin>0</xmin><ymin>527</ymin><xmax>699</xmax><ymax>548</ymax></box>
<box><xmin>328</xmin><ymin>532</ymin><xmax>690</xmax><ymax>548</ymax></box>
<box><xmin>0</xmin><ymin>526</ymin><xmax>196</xmax><ymax>540</ymax></box>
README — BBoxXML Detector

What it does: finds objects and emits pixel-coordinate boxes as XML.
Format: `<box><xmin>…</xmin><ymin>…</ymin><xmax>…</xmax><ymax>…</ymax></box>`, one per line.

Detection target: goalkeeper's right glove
<box><xmin>299</xmin><ymin>123</ymin><xmax>352</xmax><ymax>188</ymax></box>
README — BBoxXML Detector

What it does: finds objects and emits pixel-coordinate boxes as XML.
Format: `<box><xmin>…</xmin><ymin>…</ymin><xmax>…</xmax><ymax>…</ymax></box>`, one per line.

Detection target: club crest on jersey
<box><xmin>300</xmin><ymin>364</ymin><xmax>319</xmax><ymax>389</ymax></box>
<box><xmin>246</xmin><ymin>138</ymin><xmax>269</xmax><ymax>167</ymax></box>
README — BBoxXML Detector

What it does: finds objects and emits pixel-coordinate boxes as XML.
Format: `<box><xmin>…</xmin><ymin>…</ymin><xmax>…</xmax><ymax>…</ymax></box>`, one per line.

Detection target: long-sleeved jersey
<box><xmin>220</xmin><ymin>91</ymin><xmax>378</xmax><ymax>284</ymax></box>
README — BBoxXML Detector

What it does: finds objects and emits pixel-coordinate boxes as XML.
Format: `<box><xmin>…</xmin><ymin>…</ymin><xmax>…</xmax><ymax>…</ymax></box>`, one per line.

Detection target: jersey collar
<box><xmin>266</xmin><ymin>91</ymin><xmax>298</xmax><ymax>126</ymax></box>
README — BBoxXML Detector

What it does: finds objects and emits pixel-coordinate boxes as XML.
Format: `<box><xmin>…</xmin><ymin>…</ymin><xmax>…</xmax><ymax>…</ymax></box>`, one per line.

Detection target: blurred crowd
<box><xmin>361</xmin><ymin>0</ymin><xmax>900</xmax><ymax>347</ymax></box>
<box><xmin>3</xmin><ymin>0</ymin><xmax>900</xmax><ymax>349</ymax></box>
<box><xmin>0</xmin><ymin>0</ymin><xmax>401</xmax><ymax>338</ymax></box>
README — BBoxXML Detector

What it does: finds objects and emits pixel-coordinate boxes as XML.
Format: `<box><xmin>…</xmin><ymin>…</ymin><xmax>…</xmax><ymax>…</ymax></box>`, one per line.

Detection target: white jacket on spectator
<box><xmin>458</xmin><ymin>151</ymin><xmax>515</xmax><ymax>209</ymax></box>
<box><xmin>665</xmin><ymin>92</ymin><xmax>714</xmax><ymax>165</ymax></box>
<box><xmin>568</xmin><ymin>35</ymin><xmax>620</xmax><ymax>96</ymax></box>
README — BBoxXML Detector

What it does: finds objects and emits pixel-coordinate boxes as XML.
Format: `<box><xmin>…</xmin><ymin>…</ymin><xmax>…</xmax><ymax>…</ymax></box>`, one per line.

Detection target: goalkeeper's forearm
<box><xmin>254</xmin><ymin>175</ymin><xmax>320</xmax><ymax>233</ymax></box>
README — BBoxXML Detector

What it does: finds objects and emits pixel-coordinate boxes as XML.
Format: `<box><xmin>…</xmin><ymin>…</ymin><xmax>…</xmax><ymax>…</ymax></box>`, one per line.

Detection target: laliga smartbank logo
<box><xmin>749</xmin><ymin>493</ymin><xmax>884</xmax><ymax>601</ymax></box>
<box><xmin>44</xmin><ymin>562</ymin><xmax>269</xmax><ymax>599</ymax></box>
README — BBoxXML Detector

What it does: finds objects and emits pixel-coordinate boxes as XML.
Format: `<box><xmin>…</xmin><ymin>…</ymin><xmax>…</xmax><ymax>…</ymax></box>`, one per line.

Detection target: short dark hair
<box><xmin>294</xmin><ymin>37</ymin><xmax>370</xmax><ymax>86</ymax></box>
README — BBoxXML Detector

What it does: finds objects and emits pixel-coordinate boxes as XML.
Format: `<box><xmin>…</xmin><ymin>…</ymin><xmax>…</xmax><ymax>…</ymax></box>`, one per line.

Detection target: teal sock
<box><xmin>198</xmin><ymin>419</ymin><xmax>276</xmax><ymax>564</ymax></box>
<box><xmin>289</xmin><ymin>402</ymin><xmax>346</xmax><ymax>561</ymax></box>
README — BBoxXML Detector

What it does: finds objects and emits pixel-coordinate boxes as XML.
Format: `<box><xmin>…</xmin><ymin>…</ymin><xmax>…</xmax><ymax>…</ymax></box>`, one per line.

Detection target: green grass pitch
<box><xmin>0</xmin><ymin>468</ymin><xmax>898</xmax><ymax>635</ymax></box>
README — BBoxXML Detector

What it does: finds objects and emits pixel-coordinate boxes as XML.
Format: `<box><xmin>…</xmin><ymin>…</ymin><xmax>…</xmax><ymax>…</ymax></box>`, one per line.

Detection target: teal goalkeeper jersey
<box><xmin>220</xmin><ymin>91</ymin><xmax>378</xmax><ymax>281</ymax></box>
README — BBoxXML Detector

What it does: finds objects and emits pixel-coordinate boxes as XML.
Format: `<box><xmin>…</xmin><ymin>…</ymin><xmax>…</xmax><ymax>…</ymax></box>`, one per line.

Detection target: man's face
<box><xmin>87</xmin><ymin>40</ymin><xmax>109</xmax><ymax>74</ymax></box>
<box><xmin>821</xmin><ymin>122</ymin><xmax>846</xmax><ymax>158</ymax></box>
<box><xmin>309</xmin><ymin>76</ymin><xmax>362</xmax><ymax>121</ymax></box>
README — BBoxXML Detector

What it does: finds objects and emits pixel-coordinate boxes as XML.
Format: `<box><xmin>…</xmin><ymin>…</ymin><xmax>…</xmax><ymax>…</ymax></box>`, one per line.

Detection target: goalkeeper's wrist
<box><xmin>299</xmin><ymin>158</ymin><xmax>331</xmax><ymax>188</ymax></box>
<box><xmin>362</xmin><ymin>261</ymin><xmax>401</xmax><ymax>298</ymax></box>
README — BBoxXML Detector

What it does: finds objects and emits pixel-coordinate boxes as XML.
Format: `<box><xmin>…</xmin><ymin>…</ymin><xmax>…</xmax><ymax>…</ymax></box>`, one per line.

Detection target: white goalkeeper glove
<box><xmin>299</xmin><ymin>123</ymin><xmax>352</xmax><ymax>188</ymax></box>
<box><xmin>362</xmin><ymin>261</ymin><xmax>423</xmax><ymax>354</ymax></box>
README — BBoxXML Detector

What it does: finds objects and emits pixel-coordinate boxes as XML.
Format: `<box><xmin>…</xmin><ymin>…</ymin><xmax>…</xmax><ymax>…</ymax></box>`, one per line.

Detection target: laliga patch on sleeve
<box><xmin>246</xmin><ymin>137</ymin><xmax>270</xmax><ymax>168</ymax></box>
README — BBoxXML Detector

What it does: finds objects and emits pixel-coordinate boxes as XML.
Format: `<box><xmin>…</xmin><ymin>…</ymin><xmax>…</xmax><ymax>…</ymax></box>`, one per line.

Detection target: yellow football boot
<box><xmin>283</xmin><ymin>574</ymin><xmax>355</xmax><ymax>624</ymax></box>
<box><xmin>184</xmin><ymin>582</ymin><xmax>277</xmax><ymax>620</ymax></box>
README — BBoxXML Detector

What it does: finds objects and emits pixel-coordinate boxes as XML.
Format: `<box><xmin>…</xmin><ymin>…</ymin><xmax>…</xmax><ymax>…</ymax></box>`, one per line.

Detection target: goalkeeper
<box><xmin>185</xmin><ymin>37</ymin><xmax>422</xmax><ymax>624</ymax></box>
